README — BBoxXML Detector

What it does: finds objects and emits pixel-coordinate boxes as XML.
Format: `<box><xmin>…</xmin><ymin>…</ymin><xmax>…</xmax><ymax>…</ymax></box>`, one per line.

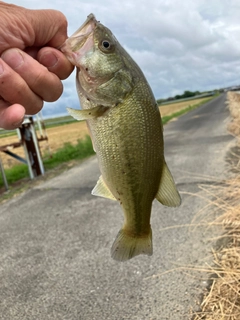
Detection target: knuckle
<box><xmin>7</xmin><ymin>80</ymin><xmax>28</xmax><ymax>103</ymax></box>
<box><xmin>44</xmin><ymin>80</ymin><xmax>63</xmax><ymax>102</ymax></box>
<box><xmin>32</xmin><ymin>66</ymin><xmax>48</xmax><ymax>85</ymax></box>
<box><xmin>0</xmin><ymin>61</ymin><xmax>44</xmax><ymax>115</ymax></box>
<box><xmin>25</xmin><ymin>99</ymin><xmax>43</xmax><ymax>115</ymax></box>
<box><xmin>53</xmin><ymin>57</ymin><xmax>74</xmax><ymax>80</ymax></box>
<box><xmin>33</xmin><ymin>68</ymin><xmax>63</xmax><ymax>102</ymax></box>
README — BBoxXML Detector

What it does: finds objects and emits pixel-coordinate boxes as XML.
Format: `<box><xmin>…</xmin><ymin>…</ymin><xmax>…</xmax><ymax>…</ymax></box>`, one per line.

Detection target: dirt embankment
<box><xmin>194</xmin><ymin>91</ymin><xmax>240</xmax><ymax>320</ymax></box>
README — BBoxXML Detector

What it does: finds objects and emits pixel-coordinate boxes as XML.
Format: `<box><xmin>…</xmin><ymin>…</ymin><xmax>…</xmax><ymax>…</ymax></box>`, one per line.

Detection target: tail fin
<box><xmin>111</xmin><ymin>228</ymin><xmax>152</xmax><ymax>262</ymax></box>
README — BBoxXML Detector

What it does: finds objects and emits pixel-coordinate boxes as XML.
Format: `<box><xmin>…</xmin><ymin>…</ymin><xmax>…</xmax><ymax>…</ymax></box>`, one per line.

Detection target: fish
<box><xmin>61</xmin><ymin>14</ymin><xmax>181</xmax><ymax>262</ymax></box>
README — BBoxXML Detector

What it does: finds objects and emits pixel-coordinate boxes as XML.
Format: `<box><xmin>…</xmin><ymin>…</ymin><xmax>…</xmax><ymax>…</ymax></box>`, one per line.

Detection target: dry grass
<box><xmin>192</xmin><ymin>184</ymin><xmax>240</xmax><ymax>320</ymax></box>
<box><xmin>193</xmin><ymin>92</ymin><xmax>240</xmax><ymax>320</ymax></box>
<box><xmin>227</xmin><ymin>93</ymin><xmax>240</xmax><ymax>137</ymax></box>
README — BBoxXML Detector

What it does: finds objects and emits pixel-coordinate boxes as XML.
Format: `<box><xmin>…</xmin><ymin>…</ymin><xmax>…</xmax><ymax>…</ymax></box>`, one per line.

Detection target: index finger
<box><xmin>37</xmin><ymin>47</ymin><xmax>74</xmax><ymax>80</ymax></box>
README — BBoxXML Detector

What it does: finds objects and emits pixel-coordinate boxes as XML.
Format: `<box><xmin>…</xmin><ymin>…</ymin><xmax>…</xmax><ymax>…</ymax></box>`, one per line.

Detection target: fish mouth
<box><xmin>60</xmin><ymin>13</ymin><xmax>98</xmax><ymax>65</ymax></box>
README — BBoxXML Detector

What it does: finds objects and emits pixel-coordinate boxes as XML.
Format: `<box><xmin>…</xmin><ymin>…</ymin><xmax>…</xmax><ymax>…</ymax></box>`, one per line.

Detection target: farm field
<box><xmin>159</xmin><ymin>96</ymin><xmax>210</xmax><ymax>116</ymax></box>
<box><xmin>0</xmin><ymin>96</ymin><xmax>210</xmax><ymax>169</ymax></box>
<box><xmin>0</xmin><ymin>121</ymin><xmax>89</xmax><ymax>169</ymax></box>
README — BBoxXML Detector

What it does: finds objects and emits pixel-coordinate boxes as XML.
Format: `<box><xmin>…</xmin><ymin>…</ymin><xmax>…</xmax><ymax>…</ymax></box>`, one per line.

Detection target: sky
<box><xmin>5</xmin><ymin>0</ymin><xmax>240</xmax><ymax>118</ymax></box>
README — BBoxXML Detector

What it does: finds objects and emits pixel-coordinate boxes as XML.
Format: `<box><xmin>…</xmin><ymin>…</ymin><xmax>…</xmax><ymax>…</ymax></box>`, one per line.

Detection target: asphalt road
<box><xmin>0</xmin><ymin>94</ymin><xmax>233</xmax><ymax>320</ymax></box>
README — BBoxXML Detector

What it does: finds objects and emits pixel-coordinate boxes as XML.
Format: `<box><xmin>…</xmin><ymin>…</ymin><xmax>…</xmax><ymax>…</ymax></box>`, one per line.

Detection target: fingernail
<box><xmin>39</xmin><ymin>52</ymin><xmax>58</xmax><ymax>68</ymax></box>
<box><xmin>13</xmin><ymin>116</ymin><xmax>25</xmax><ymax>128</ymax></box>
<box><xmin>1</xmin><ymin>49</ymin><xmax>24</xmax><ymax>69</ymax></box>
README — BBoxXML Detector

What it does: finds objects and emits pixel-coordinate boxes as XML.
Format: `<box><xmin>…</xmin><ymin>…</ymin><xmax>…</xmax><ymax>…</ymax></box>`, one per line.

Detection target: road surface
<box><xmin>0</xmin><ymin>94</ymin><xmax>233</xmax><ymax>320</ymax></box>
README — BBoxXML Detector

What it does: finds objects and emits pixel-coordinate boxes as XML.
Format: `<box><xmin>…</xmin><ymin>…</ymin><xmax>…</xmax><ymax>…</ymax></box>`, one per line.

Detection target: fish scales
<box><xmin>61</xmin><ymin>13</ymin><xmax>181</xmax><ymax>261</ymax></box>
<box><xmin>89</xmin><ymin>83</ymin><xmax>163</xmax><ymax>223</ymax></box>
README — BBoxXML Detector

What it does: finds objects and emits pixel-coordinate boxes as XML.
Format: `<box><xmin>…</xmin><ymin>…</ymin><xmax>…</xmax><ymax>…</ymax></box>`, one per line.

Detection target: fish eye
<box><xmin>102</xmin><ymin>40</ymin><xmax>110</xmax><ymax>49</ymax></box>
<box><xmin>98</xmin><ymin>39</ymin><xmax>115</xmax><ymax>53</ymax></box>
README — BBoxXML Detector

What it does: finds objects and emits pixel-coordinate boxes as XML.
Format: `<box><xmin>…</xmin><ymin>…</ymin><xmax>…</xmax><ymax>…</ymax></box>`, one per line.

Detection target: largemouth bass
<box><xmin>61</xmin><ymin>14</ymin><xmax>181</xmax><ymax>262</ymax></box>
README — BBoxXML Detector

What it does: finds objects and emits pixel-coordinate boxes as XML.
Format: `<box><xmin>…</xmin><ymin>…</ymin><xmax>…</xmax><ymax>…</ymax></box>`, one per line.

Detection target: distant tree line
<box><xmin>157</xmin><ymin>90</ymin><xmax>201</xmax><ymax>104</ymax></box>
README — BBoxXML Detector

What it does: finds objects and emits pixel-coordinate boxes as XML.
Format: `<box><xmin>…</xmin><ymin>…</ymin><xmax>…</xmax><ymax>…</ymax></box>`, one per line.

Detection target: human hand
<box><xmin>0</xmin><ymin>2</ymin><xmax>74</xmax><ymax>130</ymax></box>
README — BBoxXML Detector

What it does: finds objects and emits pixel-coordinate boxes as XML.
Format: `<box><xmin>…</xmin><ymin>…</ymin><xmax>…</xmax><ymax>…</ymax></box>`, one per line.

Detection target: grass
<box><xmin>192</xmin><ymin>182</ymin><xmax>240</xmax><ymax>320</ymax></box>
<box><xmin>41</xmin><ymin>116</ymin><xmax>77</xmax><ymax>129</ymax></box>
<box><xmin>0</xmin><ymin>163</ymin><xmax>29</xmax><ymax>185</ymax></box>
<box><xmin>161</xmin><ymin>97</ymin><xmax>214</xmax><ymax>125</ymax></box>
<box><xmin>0</xmin><ymin>130</ymin><xmax>17</xmax><ymax>139</ymax></box>
<box><xmin>43</xmin><ymin>135</ymin><xmax>94</xmax><ymax>170</ymax></box>
<box><xmin>192</xmin><ymin>91</ymin><xmax>240</xmax><ymax>319</ymax></box>
<box><xmin>0</xmin><ymin>136</ymin><xmax>94</xmax><ymax>189</ymax></box>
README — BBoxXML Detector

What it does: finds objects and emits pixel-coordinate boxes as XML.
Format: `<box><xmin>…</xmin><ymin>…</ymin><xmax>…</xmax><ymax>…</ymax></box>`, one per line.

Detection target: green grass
<box><xmin>0</xmin><ymin>131</ymin><xmax>17</xmax><ymax>139</ymax></box>
<box><xmin>42</xmin><ymin>116</ymin><xmax>77</xmax><ymax>129</ymax></box>
<box><xmin>0</xmin><ymin>136</ymin><xmax>94</xmax><ymax>188</ymax></box>
<box><xmin>43</xmin><ymin>135</ymin><xmax>94</xmax><ymax>170</ymax></box>
<box><xmin>0</xmin><ymin>164</ymin><xmax>29</xmax><ymax>185</ymax></box>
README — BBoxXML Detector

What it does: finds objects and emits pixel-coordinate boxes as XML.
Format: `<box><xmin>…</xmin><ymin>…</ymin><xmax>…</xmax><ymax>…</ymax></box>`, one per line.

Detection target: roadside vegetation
<box><xmin>0</xmin><ymin>136</ymin><xmax>94</xmax><ymax>189</ymax></box>
<box><xmin>0</xmin><ymin>94</ymin><xmax>218</xmax><ymax>193</ymax></box>
<box><xmin>161</xmin><ymin>96</ymin><xmax>214</xmax><ymax>124</ymax></box>
<box><xmin>43</xmin><ymin>135</ymin><xmax>94</xmax><ymax>169</ymax></box>
<box><xmin>193</xmin><ymin>91</ymin><xmax>240</xmax><ymax>320</ymax></box>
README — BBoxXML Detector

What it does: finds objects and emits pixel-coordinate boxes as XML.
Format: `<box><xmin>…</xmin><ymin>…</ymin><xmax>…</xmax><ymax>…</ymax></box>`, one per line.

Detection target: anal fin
<box><xmin>91</xmin><ymin>175</ymin><xmax>116</xmax><ymax>201</ymax></box>
<box><xmin>156</xmin><ymin>161</ymin><xmax>181</xmax><ymax>207</ymax></box>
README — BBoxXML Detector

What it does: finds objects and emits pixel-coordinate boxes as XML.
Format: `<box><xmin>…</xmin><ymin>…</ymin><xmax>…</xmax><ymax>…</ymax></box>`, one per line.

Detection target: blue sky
<box><xmin>6</xmin><ymin>0</ymin><xmax>240</xmax><ymax>118</ymax></box>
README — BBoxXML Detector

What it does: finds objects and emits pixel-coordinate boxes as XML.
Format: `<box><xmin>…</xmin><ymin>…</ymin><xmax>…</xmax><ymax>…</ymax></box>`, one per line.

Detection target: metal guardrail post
<box><xmin>18</xmin><ymin>117</ymin><xmax>44</xmax><ymax>179</ymax></box>
<box><xmin>0</xmin><ymin>114</ymin><xmax>46</xmax><ymax>191</ymax></box>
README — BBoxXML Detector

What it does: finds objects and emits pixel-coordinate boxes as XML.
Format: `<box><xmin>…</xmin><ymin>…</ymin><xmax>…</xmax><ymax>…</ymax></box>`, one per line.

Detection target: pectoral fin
<box><xmin>67</xmin><ymin>106</ymin><xmax>108</xmax><ymax>120</ymax></box>
<box><xmin>156</xmin><ymin>161</ymin><xmax>181</xmax><ymax>207</ymax></box>
<box><xmin>91</xmin><ymin>175</ymin><xmax>117</xmax><ymax>201</ymax></box>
